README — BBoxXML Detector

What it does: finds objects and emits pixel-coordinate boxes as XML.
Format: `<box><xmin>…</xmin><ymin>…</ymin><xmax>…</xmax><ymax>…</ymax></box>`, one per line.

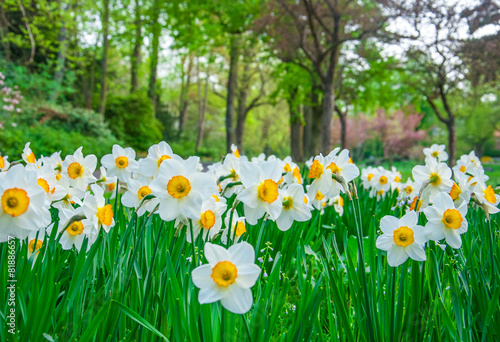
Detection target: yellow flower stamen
<box><xmin>282</xmin><ymin>196</ymin><xmax>294</xmax><ymax>210</ymax></box>
<box><xmin>234</xmin><ymin>149</ymin><xmax>240</xmax><ymax>158</ymax></box>
<box><xmin>167</xmin><ymin>175</ymin><xmax>191</xmax><ymax>199</ymax></box>
<box><xmin>257</xmin><ymin>179</ymin><xmax>279</xmax><ymax>203</ymax></box>
<box><xmin>405</xmin><ymin>186</ymin><xmax>413</xmax><ymax>195</ymax></box>
<box><xmin>107</xmin><ymin>183</ymin><xmax>116</xmax><ymax>192</ymax></box>
<box><xmin>459</xmin><ymin>165</ymin><xmax>466</xmax><ymax>173</ymax></box>
<box><xmin>2</xmin><ymin>188</ymin><xmax>30</xmax><ymax>217</ymax></box>
<box><xmin>395</xmin><ymin>176</ymin><xmax>401</xmax><ymax>183</ymax></box>
<box><xmin>442</xmin><ymin>209</ymin><xmax>463</xmax><ymax>229</ymax></box>
<box><xmin>429</xmin><ymin>173</ymin><xmax>441</xmax><ymax>185</ymax></box>
<box><xmin>211</xmin><ymin>261</ymin><xmax>237</xmax><ymax>287</ymax></box>
<box><xmin>200</xmin><ymin>210</ymin><xmax>216</xmax><ymax>229</ymax></box>
<box><xmin>115</xmin><ymin>156</ymin><xmax>129</xmax><ymax>169</ymax></box>
<box><xmin>379</xmin><ymin>176</ymin><xmax>388</xmax><ymax>185</ymax></box>
<box><xmin>67</xmin><ymin>221</ymin><xmax>84</xmax><ymax>236</ymax></box>
<box><xmin>393</xmin><ymin>226</ymin><xmax>414</xmax><ymax>247</ymax></box>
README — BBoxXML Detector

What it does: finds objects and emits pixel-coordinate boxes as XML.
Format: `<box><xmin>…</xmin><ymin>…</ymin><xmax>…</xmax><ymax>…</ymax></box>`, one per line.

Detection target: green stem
<box><xmin>189</xmin><ymin>219</ymin><xmax>197</xmax><ymax>267</ymax></box>
<box><xmin>242</xmin><ymin>314</ymin><xmax>252</xmax><ymax>342</ymax></box>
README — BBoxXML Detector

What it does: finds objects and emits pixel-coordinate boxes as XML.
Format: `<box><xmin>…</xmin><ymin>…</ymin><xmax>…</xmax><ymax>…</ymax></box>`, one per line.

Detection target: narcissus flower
<box><xmin>237</xmin><ymin>160</ymin><xmax>283</xmax><ymax>224</ymax></box>
<box><xmin>275</xmin><ymin>184</ymin><xmax>311</xmax><ymax>231</ymax></box>
<box><xmin>187</xmin><ymin>198</ymin><xmax>226</xmax><ymax>243</ymax></box>
<box><xmin>22</xmin><ymin>142</ymin><xmax>37</xmax><ymax>165</ymax></box>
<box><xmin>139</xmin><ymin>141</ymin><xmax>180</xmax><ymax>177</ymax></box>
<box><xmin>221</xmin><ymin>209</ymin><xmax>247</xmax><ymax>244</ymax></box>
<box><xmin>101</xmin><ymin>144</ymin><xmax>139</xmax><ymax>182</ymax></box>
<box><xmin>473</xmin><ymin>180</ymin><xmax>500</xmax><ymax>216</ymax></box>
<box><xmin>191</xmin><ymin>242</ymin><xmax>261</xmax><ymax>314</ymax></box>
<box><xmin>0</xmin><ymin>154</ymin><xmax>10</xmax><ymax>172</ymax></box>
<box><xmin>423</xmin><ymin>144</ymin><xmax>448</xmax><ymax>163</ymax></box>
<box><xmin>56</xmin><ymin>207</ymin><xmax>97</xmax><ymax>251</ymax></box>
<box><xmin>412</xmin><ymin>158</ymin><xmax>453</xmax><ymax>202</ymax></box>
<box><xmin>149</xmin><ymin>157</ymin><xmax>217</xmax><ymax>222</ymax></box>
<box><xmin>82</xmin><ymin>184</ymin><xmax>115</xmax><ymax>233</ymax></box>
<box><xmin>61</xmin><ymin>147</ymin><xmax>97</xmax><ymax>190</ymax></box>
<box><xmin>423</xmin><ymin>193</ymin><xmax>468</xmax><ymax>249</ymax></box>
<box><xmin>0</xmin><ymin>165</ymin><xmax>51</xmax><ymax>242</ymax></box>
<box><xmin>376</xmin><ymin>211</ymin><xmax>427</xmax><ymax>267</ymax></box>
<box><xmin>121</xmin><ymin>178</ymin><xmax>159</xmax><ymax>216</ymax></box>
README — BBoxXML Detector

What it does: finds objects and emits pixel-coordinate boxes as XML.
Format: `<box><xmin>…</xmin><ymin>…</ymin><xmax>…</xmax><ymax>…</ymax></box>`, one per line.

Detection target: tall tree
<box><xmin>148</xmin><ymin>0</ymin><xmax>161</xmax><ymax>112</ymax></box>
<box><xmin>130</xmin><ymin>0</ymin><xmax>142</xmax><ymax>93</ymax></box>
<box><xmin>98</xmin><ymin>0</ymin><xmax>110</xmax><ymax>115</ymax></box>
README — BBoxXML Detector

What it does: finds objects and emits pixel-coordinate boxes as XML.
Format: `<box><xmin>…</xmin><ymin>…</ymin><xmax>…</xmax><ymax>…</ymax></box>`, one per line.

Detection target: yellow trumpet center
<box><xmin>442</xmin><ymin>209</ymin><xmax>463</xmax><ymax>229</ymax></box>
<box><xmin>37</xmin><ymin>178</ymin><xmax>50</xmax><ymax>193</ymax></box>
<box><xmin>97</xmin><ymin>204</ymin><xmax>113</xmax><ymax>226</ymax></box>
<box><xmin>2</xmin><ymin>188</ymin><xmax>30</xmax><ymax>217</ymax></box>
<box><xmin>393</xmin><ymin>226</ymin><xmax>414</xmax><ymax>247</ymax></box>
<box><xmin>379</xmin><ymin>175</ymin><xmax>388</xmax><ymax>185</ymax></box>
<box><xmin>67</xmin><ymin>162</ymin><xmax>84</xmax><ymax>179</ymax></box>
<box><xmin>293</xmin><ymin>167</ymin><xmax>302</xmax><ymax>184</ymax></box>
<box><xmin>431</xmin><ymin>151</ymin><xmax>439</xmax><ymax>158</ymax></box>
<box><xmin>199</xmin><ymin>210</ymin><xmax>216</xmax><ymax>229</ymax></box>
<box><xmin>234</xmin><ymin>149</ymin><xmax>240</xmax><ymax>158</ymax></box>
<box><xmin>367</xmin><ymin>173</ymin><xmax>374</xmax><ymax>181</ymax></box>
<box><xmin>459</xmin><ymin>165</ymin><xmax>466</xmax><ymax>173</ymax></box>
<box><xmin>27</xmin><ymin>152</ymin><xmax>36</xmax><ymax>164</ymax></box>
<box><xmin>284</xmin><ymin>163</ymin><xmax>292</xmax><ymax>172</ymax></box>
<box><xmin>308</xmin><ymin>160</ymin><xmax>324</xmax><ymax>179</ymax></box>
<box><xmin>235</xmin><ymin>221</ymin><xmax>246</xmax><ymax>236</ymax></box>
<box><xmin>137</xmin><ymin>186</ymin><xmax>152</xmax><ymax>200</ymax></box>
<box><xmin>67</xmin><ymin>221</ymin><xmax>84</xmax><ymax>236</ymax></box>
<box><xmin>405</xmin><ymin>186</ymin><xmax>413</xmax><ymax>195</ymax></box>
<box><xmin>484</xmin><ymin>185</ymin><xmax>496</xmax><ymax>204</ymax></box>
<box><xmin>211</xmin><ymin>261</ymin><xmax>238</xmax><ymax>287</ymax></box>
<box><xmin>315</xmin><ymin>191</ymin><xmax>325</xmax><ymax>201</ymax></box>
<box><xmin>0</xmin><ymin>156</ymin><xmax>5</xmax><ymax>169</ymax></box>
<box><xmin>115</xmin><ymin>156</ymin><xmax>129</xmax><ymax>169</ymax></box>
<box><xmin>257</xmin><ymin>179</ymin><xmax>279</xmax><ymax>203</ymax></box>
<box><xmin>327</xmin><ymin>162</ymin><xmax>341</xmax><ymax>175</ymax></box>
<box><xmin>157</xmin><ymin>155</ymin><xmax>171</xmax><ymax>167</ymax></box>
<box><xmin>28</xmin><ymin>239</ymin><xmax>43</xmax><ymax>253</ymax></box>
<box><xmin>449</xmin><ymin>183</ymin><xmax>462</xmax><ymax>201</ymax></box>
<box><xmin>167</xmin><ymin>175</ymin><xmax>191</xmax><ymax>199</ymax></box>
<box><xmin>395</xmin><ymin>176</ymin><xmax>401</xmax><ymax>183</ymax></box>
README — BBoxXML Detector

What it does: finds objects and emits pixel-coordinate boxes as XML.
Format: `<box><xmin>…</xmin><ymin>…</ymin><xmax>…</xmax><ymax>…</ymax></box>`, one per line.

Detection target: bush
<box><xmin>105</xmin><ymin>91</ymin><xmax>163</xmax><ymax>151</ymax></box>
<box><xmin>0</xmin><ymin>123</ymin><xmax>118</xmax><ymax>160</ymax></box>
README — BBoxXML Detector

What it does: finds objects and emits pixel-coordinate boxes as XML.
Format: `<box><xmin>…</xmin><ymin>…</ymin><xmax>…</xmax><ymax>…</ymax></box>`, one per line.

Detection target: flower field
<box><xmin>1</xmin><ymin>142</ymin><xmax>499</xmax><ymax>341</ymax></box>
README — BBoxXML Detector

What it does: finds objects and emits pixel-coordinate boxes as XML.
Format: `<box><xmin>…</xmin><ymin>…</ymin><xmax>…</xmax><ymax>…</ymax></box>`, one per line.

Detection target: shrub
<box><xmin>105</xmin><ymin>91</ymin><xmax>163</xmax><ymax>151</ymax></box>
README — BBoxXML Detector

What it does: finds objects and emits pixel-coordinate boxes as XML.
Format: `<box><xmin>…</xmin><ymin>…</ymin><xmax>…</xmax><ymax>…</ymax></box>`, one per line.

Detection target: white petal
<box><xmin>235</xmin><ymin>264</ymin><xmax>261</xmax><ymax>288</ymax></box>
<box><xmin>204</xmin><ymin>242</ymin><xmax>231</xmax><ymax>265</ymax></box>
<box><xmin>380</xmin><ymin>215</ymin><xmax>399</xmax><ymax>234</ymax></box>
<box><xmin>191</xmin><ymin>264</ymin><xmax>213</xmax><ymax>288</ymax></box>
<box><xmin>387</xmin><ymin>246</ymin><xmax>408</xmax><ymax>267</ymax></box>
<box><xmin>376</xmin><ymin>235</ymin><xmax>394</xmax><ymax>251</ymax></box>
<box><xmin>228</xmin><ymin>241</ymin><xmax>255</xmax><ymax>266</ymax></box>
<box><xmin>444</xmin><ymin>229</ymin><xmax>462</xmax><ymax>249</ymax></box>
<box><xmin>220</xmin><ymin>285</ymin><xmax>253</xmax><ymax>314</ymax></box>
<box><xmin>406</xmin><ymin>244</ymin><xmax>426</xmax><ymax>261</ymax></box>
<box><xmin>198</xmin><ymin>283</ymin><xmax>224</xmax><ymax>304</ymax></box>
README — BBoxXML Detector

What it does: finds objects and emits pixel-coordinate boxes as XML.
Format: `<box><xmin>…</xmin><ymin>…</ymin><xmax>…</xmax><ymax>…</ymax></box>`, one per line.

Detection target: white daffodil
<box><xmin>191</xmin><ymin>242</ymin><xmax>261</xmax><ymax>314</ymax></box>
<box><xmin>0</xmin><ymin>154</ymin><xmax>10</xmax><ymax>172</ymax></box>
<box><xmin>57</xmin><ymin>207</ymin><xmax>97</xmax><ymax>252</ymax></box>
<box><xmin>39</xmin><ymin>151</ymin><xmax>63</xmax><ymax>179</ymax></box>
<box><xmin>101</xmin><ymin>144</ymin><xmax>139</xmax><ymax>182</ymax></box>
<box><xmin>35</xmin><ymin>165</ymin><xmax>66</xmax><ymax>203</ymax></box>
<box><xmin>376</xmin><ymin>211</ymin><xmax>427</xmax><ymax>267</ymax></box>
<box><xmin>0</xmin><ymin>164</ymin><xmax>51</xmax><ymax>242</ymax></box>
<box><xmin>307</xmin><ymin>148</ymin><xmax>342</xmax><ymax>198</ymax></box>
<box><xmin>423</xmin><ymin>144</ymin><xmax>448</xmax><ymax>163</ymax></box>
<box><xmin>22</xmin><ymin>142</ymin><xmax>38</xmax><ymax>165</ymax></box>
<box><xmin>215</xmin><ymin>154</ymin><xmax>243</xmax><ymax>197</ymax></box>
<box><xmin>150</xmin><ymin>157</ymin><xmax>217</xmax><ymax>222</ymax></box>
<box><xmin>121</xmin><ymin>178</ymin><xmax>159</xmax><ymax>216</ymax></box>
<box><xmin>221</xmin><ymin>209</ymin><xmax>247</xmax><ymax>244</ymax></box>
<box><xmin>473</xmin><ymin>179</ymin><xmax>500</xmax><ymax>216</ymax></box>
<box><xmin>231</xmin><ymin>144</ymin><xmax>241</xmax><ymax>158</ymax></box>
<box><xmin>187</xmin><ymin>198</ymin><xmax>226</xmax><ymax>243</ymax></box>
<box><xmin>412</xmin><ymin>158</ymin><xmax>453</xmax><ymax>202</ymax></box>
<box><xmin>97</xmin><ymin>166</ymin><xmax>118</xmax><ymax>199</ymax></box>
<box><xmin>328</xmin><ymin>195</ymin><xmax>344</xmax><ymax>216</ymax></box>
<box><xmin>401</xmin><ymin>179</ymin><xmax>419</xmax><ymax>200</ymax></box>
<box><xmin>82</xmin><ymin>184</ymin><xmax>115</xmax><ymax>234</ymax></box>
<box><xmin>423</xmin><ymin>193</ymin><xmax>468</xmax><ymax>249</ymax></box>
<box><xmin>281</xmin><ymin>156</ymin><xmax>302</xmax><ymax>186</ymax></box>
<box><xmin>372</xmin><ymin>168</ymin><xmax>392</xmax><ymax>194</ymax></box>
<box><xmin>361</xmin><ymin>166</ymin><xmax>376</xmax><ymax>189</ymax></box>
<box><xmin>326</xmin><ymin>149</ymin><xmax>360</xmax><ymax>185</ymax></box>
<box><xmin>26</xmin><ymin>228</ymin><xmax>45</xmax><ymax>262</ymax></box>
<box><xmin>237</xmin><ymin>160</ymin><xmax>283</xmax><ymax>225</ymax></box>
<box><xmin>307</xmin><ymin>186</ymin><xmax>328</xmax><ymax>211</ymax></box>
<box><xmin>275</xmin><ymin>184</ymin><xmax>312</xmax><ymax>231</ymax></box>
<box><xmin>139</xmin><ymin>141</ymin><xmax>181</xmax><ymax>178</ymax></box>
<box><xmin>51</xmin><ymin>176</ymin><xmax>85</xmax><ymax>211</ymax></box>
<box><xmin>389</xmin><ymin>167</ymin><xmax>403</xmax><ymax>192</ymax></box>
<box><xmin>61</xmin><ymin>147</ymin><xmax>97</xmax><ymax>190</ymax></box>
<box><xmin>449</xmin><ymin>172</ymin><xmax>472</xmax><ymax>206</ymax></box>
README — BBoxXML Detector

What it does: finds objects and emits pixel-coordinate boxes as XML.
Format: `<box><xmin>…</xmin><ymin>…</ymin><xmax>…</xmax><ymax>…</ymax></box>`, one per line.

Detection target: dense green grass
<box><xmin>1</xmin><ymin>182</ymin><xmax>499</xmax><ymax>341</ymax></box>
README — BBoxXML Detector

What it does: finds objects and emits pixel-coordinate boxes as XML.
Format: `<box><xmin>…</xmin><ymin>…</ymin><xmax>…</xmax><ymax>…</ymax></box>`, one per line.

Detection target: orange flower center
<box><xmin>211</xmin><ymin>261</ymin><xmax>237</xmax><ymax>287</ymax></box>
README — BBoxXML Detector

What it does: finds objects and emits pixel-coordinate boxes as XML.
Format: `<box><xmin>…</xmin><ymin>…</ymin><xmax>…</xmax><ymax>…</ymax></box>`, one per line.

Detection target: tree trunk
<box><xmin>148</xmin><ymin>0</ymin><xmax>160</xmax><ymax>112</ymax></box>
<box><xmin>321</xmin><ymin>79</ymin><xmax>334</xmax><ymax>154</ymax></box>
<box><xmin>178</xmin><ymin>54</ymin><xmax>193</xmax><ymax>137</ymax></box>
<box><xmin>335</xmin><ymin>106</ymin><xmax>347</xmax><ymax>150</ymax></box>
<box><xmin>98</xmin><ymin>0</ymin><xmax>110</xmax><ymax>116</ymax></box>
<box><xmin>225</xmin><ymin>34</ymin><xmax>240</xmax><ymax>153</ymax></box>
<box><xmin>289</xmin><ymin>89</ymin><xmax>303</xmax><ymax>162</ymax></box>
<box><xmin>196</xmin><ymin>58</ymin><xmax>209</xmax><ymax>153</ymax></box>
<box><xmin>130</xmin><ymin>0</ymin><xmax>141</xmax><ymax>93</ymax></box>
<box><xmin>0</xmin><ymin>5</ymin><xmax>10</xmax><ymax>62</ymax></box>
<box><xmin>447</xmin><ymin>118</ymin><xmax>456</xmax><ymax>166</ymax></box>
<box><xmin>311</xmin><ymin>88</ymin><xmax>322</xmax><ymax>155</ymax></box>
<box><xmin>51</xmin><ymin>2</ymin><xmax>70</xmax><ymax>103</ymax></box>
<box><xmin>235</xmin><ymin>84</ymin><xmax>249</xmax><ymax>151</ymax></box>
<box><xmin>86</xmin><ymin>38</ymin><xmax>99</xmax><ymax>110</ymax></box>
<box><xmin>303</xmin><ymin>103</ymin><xmax>312</xmax><ymax>159</ymax></box>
